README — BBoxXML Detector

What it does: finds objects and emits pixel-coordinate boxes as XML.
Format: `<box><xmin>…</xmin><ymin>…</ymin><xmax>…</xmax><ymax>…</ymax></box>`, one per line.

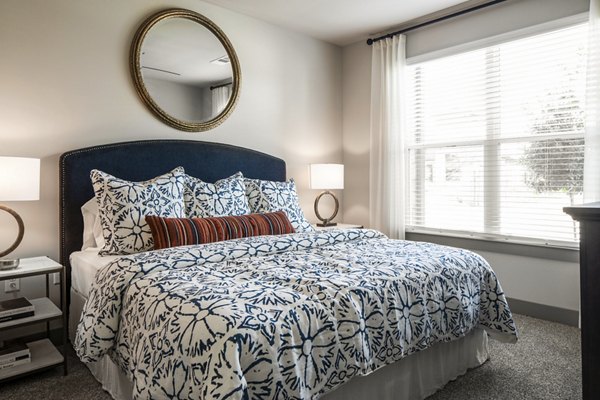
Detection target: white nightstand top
<box><xmin>0</xmin><ymin>256</ymin><xmax>62</xmax><ymax>279</ymax></box>
<box><xmin>313</xmin><ymin>223</ymin><xmax>364</xmax><ymax>231</ymax></box>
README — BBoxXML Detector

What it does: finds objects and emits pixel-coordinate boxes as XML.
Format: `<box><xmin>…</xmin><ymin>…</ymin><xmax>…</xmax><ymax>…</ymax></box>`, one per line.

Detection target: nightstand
<box><xmin>0</xmin><ymin>256</ymin><xmax>67</xmax><ymax>382</ymax></box>
<box><xmin>313</xmin><ymin>223</ymin><xmax>364</xmax><ymax>231</ymax></box>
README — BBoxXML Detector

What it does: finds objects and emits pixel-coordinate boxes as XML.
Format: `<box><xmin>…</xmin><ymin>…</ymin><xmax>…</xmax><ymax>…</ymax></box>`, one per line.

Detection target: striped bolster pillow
<box><xmin>145</xmin><ymin>211</ymin><xmax>296</xmax><ymax>250</ymax></box>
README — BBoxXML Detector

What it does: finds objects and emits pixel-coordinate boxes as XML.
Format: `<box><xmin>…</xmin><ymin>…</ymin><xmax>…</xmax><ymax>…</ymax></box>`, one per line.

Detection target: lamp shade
<box><xmin>0</xmin><ymin>157</ymin><xmax>40</xmax><ymax>201</ymax></box>
<box><xmin>310</xmin><ymin>164</ymin><xmax>344</xmax><ymax>190</ymax></box>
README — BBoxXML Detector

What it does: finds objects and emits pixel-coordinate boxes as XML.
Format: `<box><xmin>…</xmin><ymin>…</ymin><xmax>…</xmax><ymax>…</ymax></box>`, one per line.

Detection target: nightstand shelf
<box><xmin>0</xmin><ymin>298</ymin><xmax>62</xmax><ymax>330</ymax></box>
<box><xmin>313</xmin><ymin>223</ymin><xmax>364</xmax><ymax>231</ymax></box>
<box><xmin>0</xmin><ymin>339</ymin><xmax>63</xmax><ymax>380</ymax></box>
<box><xmin>0</xmin><ymin>257</ymin><xmax>63</xmax><ymax>279</ymax></box>
<box><xmin>0</xmin><ymin>256</ymin><xmax>67</xmax><ymax>383</ymax></box>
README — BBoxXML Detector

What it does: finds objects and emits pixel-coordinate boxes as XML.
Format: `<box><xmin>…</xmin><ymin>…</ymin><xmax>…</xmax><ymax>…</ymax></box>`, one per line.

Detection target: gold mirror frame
<box><xmin>130</xmin><ymin>8</ymin><xmax>241</xmax><ymax>132</ymax></box>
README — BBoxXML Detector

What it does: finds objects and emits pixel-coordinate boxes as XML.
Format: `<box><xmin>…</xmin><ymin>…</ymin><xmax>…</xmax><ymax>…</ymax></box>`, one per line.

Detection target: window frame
<box><xmin>404</xmin><ymin>14</ymin><xmax>589</xmax><ymax>249</ymax></box>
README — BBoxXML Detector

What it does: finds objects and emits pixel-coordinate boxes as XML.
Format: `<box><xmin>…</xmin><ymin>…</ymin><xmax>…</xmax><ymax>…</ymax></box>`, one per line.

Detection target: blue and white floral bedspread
<box><xmin>74</xmin><ymin>229</ymin><xmax>517</xmax><ymax>399</ymax></box>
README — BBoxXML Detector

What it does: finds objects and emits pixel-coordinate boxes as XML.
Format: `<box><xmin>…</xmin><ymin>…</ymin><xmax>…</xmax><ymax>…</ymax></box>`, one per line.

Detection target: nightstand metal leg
<box><xmin>46</xmin><ymin>274</ymin><xmax>50</xmax><ymax>336</ymax></box>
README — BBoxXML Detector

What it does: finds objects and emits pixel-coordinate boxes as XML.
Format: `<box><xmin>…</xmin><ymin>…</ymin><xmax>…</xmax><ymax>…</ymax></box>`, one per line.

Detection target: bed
<box><xmin>60</xmin><ymin>140</ymin><xmax>517</xmax><ymax>400</ymax></box>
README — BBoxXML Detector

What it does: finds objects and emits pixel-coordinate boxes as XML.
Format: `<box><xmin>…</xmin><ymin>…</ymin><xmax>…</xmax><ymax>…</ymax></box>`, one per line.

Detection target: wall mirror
<box><xmin>131</xmin><ymin>9</ymin><xmax>241</xmax><ymax>132</ymax></box>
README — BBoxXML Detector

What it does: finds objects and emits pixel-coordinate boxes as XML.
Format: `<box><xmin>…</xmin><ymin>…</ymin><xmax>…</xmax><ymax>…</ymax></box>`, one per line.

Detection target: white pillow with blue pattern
<box><xmin>91</xmin><ymin>167</ymin><xmax>186</xmax><ymax>256</ymax></box>
<box><xmin>184</xmin><ymin>172</ymin><xmax>251</xmax><ymax>218</ymax></box>
<box><xmin>244</xmin><ymin>178</ymin><xmax>315</xmax><ymax>232</ymax></box>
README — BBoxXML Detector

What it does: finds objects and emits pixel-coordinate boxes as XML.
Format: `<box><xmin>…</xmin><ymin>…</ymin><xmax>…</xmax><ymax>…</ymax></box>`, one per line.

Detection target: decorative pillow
<box><xmin>81</xmin><ymin>198</ymin><xmax>105</xmax><ymax>250</ymax></box>
<box><xmin>81</xmin><ymin>198</ymin><xmax>98</xmax><ymax>250</ymax></box>
<box><xmin>244</xmin><ymin>178</ymin><xmax>315</xmax><ymax>232</ymax></box>
<box><xmin>145</xmin><ymin>211</ymin><xmax>295</xmax><ymax>250</ymax></box>
<box><xmin>91</xmin><ymin>167</ymin><xmax>186</xmax><ymax>255</ymax></box>
<box><xmin>244</xmin><ymin>179</ymin><xmax>264</xmax><ymax>213</ymax></box>
<box><xmin>184</xmin><ymin>172</ymin><xmax>250</xmax><ymax>218</ymax></box>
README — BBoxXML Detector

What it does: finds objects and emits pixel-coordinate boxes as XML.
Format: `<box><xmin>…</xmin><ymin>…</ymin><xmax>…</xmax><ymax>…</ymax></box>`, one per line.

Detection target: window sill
<box><xmin>405</xmin><ymin>229</ymin><xmax>579</xmax><ymax>263</ymax></box>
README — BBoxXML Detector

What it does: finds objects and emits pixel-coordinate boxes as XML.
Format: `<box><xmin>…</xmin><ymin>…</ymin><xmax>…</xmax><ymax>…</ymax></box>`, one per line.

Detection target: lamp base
<box><xmin>314</xmin><ymin>191</ymin><xmax>340</xmax><ymax>227</ymax></box>
<box><xmin>0</xmin><ymin>259</ymin><xmax>20</xmax><ymax>271</ymax></box>
<box><xmin>0</xmin><ymin>204</ymin><xmax>24</xmax><ymax>259</ymax></box>
<box><xmin>316</xmin><ymin>222</ymin><xmax>337</xmax><ymax>227</ymax></box>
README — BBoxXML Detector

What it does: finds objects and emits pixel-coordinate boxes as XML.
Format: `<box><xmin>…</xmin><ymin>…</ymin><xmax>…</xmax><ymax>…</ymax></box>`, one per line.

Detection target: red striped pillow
<box><xmin>145</xmin><ymin>211</ymin><xmax>296</xmax><ymax>250</ymax></box>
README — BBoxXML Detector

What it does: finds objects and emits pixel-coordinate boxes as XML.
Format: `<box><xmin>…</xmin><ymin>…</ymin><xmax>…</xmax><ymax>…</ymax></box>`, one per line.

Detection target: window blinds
<box><xmin>406</xmin><ymin>22</ymin><xmax>588</xmax><ymax>246</ymax></box>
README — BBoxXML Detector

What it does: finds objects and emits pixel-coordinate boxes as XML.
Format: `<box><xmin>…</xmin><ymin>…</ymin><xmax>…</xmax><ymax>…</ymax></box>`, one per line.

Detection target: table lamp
<box><xmin>0</xmin><ymin>157</ymin><xmax>40</xmax><ymax>270</ymax></box>
<box><xmin>309</xmin><ymin>163</ymin><xmax>344</xmax><ymax>227</ymax></box>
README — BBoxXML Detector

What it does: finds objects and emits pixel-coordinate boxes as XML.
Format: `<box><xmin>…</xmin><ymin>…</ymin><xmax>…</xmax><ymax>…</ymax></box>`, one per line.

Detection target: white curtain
<box><xmin>369</xmin><ymin>35</ymin><xmax>406</xmax><ymax>239</ymax></box>
<box><xmin>211</xmin><ymin>85</ymin><xmax>231</xmax><ymax>116</ymax></box>
<box><xmin>584</xmin><ymin>0</ymin><xmax>600</xmax><ymax>202</ymax></box>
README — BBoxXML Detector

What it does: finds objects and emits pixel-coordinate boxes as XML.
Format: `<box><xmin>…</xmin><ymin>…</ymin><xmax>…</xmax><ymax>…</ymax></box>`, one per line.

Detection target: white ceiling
<box><xmin>204</xmin><ymin>0</ymin><xmax>471</xmax><ymax>46</ymax></box>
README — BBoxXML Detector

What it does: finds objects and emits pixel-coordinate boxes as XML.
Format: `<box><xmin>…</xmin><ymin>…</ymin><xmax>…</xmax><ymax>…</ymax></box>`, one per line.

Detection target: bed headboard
<box><xmin>59</xmin><ymin>139</ymin><xmax>286</xmax><ymax>287</ymax></box>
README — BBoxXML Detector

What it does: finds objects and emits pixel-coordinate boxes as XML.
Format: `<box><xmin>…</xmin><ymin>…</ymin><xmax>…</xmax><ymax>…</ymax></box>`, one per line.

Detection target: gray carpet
<box><xmin>427</xmin><ymin>314</ymin><xmax>582</xmax><ymax>400</ymax></box>
<box><xmin>0</xmin><ymin>314</ymin><xmax>581</xmax><ymax>399</ymax></box>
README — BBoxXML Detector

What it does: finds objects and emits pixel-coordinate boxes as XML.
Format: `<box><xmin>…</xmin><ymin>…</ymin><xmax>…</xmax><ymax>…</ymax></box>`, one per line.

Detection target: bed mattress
<box><xmin>70</xmin><ymin>249</ymin><xmax>118</xmax><ymax>296</ymax></box>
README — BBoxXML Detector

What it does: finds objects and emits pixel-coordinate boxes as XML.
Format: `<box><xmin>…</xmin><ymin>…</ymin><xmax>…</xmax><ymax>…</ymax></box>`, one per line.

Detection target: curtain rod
<box><xmin>210</xmin><ymin>82</ymin><xmax>232</xmax><ymax>90</ymax></box>
<box><xmin>366</xmin><ymin>0</ymin><xmax>508</xmax><ymax>45</ymax></box>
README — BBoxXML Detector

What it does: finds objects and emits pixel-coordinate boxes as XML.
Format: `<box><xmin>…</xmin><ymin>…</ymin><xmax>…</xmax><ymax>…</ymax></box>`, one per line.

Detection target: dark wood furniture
<box><xmin>564</xmin><ymin>202</ymin><xmax>600</xmax><ymax>400</ymax></box>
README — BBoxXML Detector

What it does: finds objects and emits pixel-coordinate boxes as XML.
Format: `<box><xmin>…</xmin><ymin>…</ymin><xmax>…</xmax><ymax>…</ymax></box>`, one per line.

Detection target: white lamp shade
<box><xmin>0</xmin><ymin>157</ymin><xmax>40</xmax><ymax>201</ymax></box>
<box><xmin>310</xmin><ymin>164</ymin><xmax>344</xmax><ymax>190</ymax></box>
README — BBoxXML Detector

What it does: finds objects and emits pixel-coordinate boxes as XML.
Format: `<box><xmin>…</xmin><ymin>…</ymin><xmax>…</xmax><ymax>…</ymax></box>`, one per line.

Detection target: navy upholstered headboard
<box><xmin>59</xmin><ymin>139</ymin><xmax>286</xmax><ymax>284</ymax></box>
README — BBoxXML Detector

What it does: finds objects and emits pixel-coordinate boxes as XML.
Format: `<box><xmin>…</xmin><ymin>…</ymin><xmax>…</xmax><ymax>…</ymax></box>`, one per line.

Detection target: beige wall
<box><xmin>0</xmin><ymin>0</ymin><xmax>343</xmax><ymax>269</ymax></box>
<box><xmin>341</xmin><ymin>41</ymin><xmax>371</xmax><ymax>228</ymax></box>
<box><xmin>405</xmin><ymin>0</ymin><xmax>589</xmax><ymax>58</ymax></box>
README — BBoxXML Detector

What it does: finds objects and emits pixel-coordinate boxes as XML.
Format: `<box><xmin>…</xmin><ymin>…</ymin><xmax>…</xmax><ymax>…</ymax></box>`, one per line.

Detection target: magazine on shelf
<box><xmin>0</xmin><ymin>356</ymin><xmax>31</xmax><ymax>370</ymax></box>
<box><xmin>0</xmin><ymin>297</ymin><xmax>34</xmax><ymax>322</ymax></box>
<box><xmin>0</xmin><ymin>342</ymin><xmax>31</xmax><ymax>365</ymax></box>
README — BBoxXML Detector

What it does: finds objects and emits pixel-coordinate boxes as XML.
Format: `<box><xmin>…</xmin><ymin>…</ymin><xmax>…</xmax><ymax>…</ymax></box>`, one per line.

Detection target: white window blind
<box><xmin>406</xmin><ymin>23</ymin><xmax>588</xmax><ymax>247</ymax></box>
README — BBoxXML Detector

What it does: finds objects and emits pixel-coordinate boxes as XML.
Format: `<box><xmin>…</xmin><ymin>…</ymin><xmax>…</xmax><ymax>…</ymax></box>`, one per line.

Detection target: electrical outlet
<box><xmin>5</xmin><ymin>279</ymin><xmax>20</xmax><ymax>292</ymax></box>
<box><xmin>53</xmin><ymin>272</ymin><xmax>60</xmax><ymax>285</ymax></box>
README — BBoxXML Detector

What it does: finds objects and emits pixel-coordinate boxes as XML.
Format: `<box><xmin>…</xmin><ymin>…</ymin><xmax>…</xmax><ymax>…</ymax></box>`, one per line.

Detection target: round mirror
<box><xmin>131</xmin><ymin>9</ymin><xmax>241</xmax><ymax>132</ymax></box>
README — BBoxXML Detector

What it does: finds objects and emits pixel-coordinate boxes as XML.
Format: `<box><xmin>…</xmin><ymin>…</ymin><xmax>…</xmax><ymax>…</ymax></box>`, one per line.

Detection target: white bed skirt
<box><xmin>70</xmin><ymin>289</ymin><xmax>489</xmax><ymax>400</ymax></box>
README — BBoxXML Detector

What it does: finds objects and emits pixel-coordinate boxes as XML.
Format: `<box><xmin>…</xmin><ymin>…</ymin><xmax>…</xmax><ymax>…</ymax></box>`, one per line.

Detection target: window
<box><xmin>406</xmin><ymin>23</ymin><xmax>588</xmax><ymax>246</ymax></box>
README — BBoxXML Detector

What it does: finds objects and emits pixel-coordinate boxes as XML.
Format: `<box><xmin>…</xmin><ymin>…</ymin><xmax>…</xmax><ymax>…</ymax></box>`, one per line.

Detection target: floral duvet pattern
<box><xmin>74</xmin><ymin>229</ymin><xmax>517</xmax><ymax>400</ymax></box>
